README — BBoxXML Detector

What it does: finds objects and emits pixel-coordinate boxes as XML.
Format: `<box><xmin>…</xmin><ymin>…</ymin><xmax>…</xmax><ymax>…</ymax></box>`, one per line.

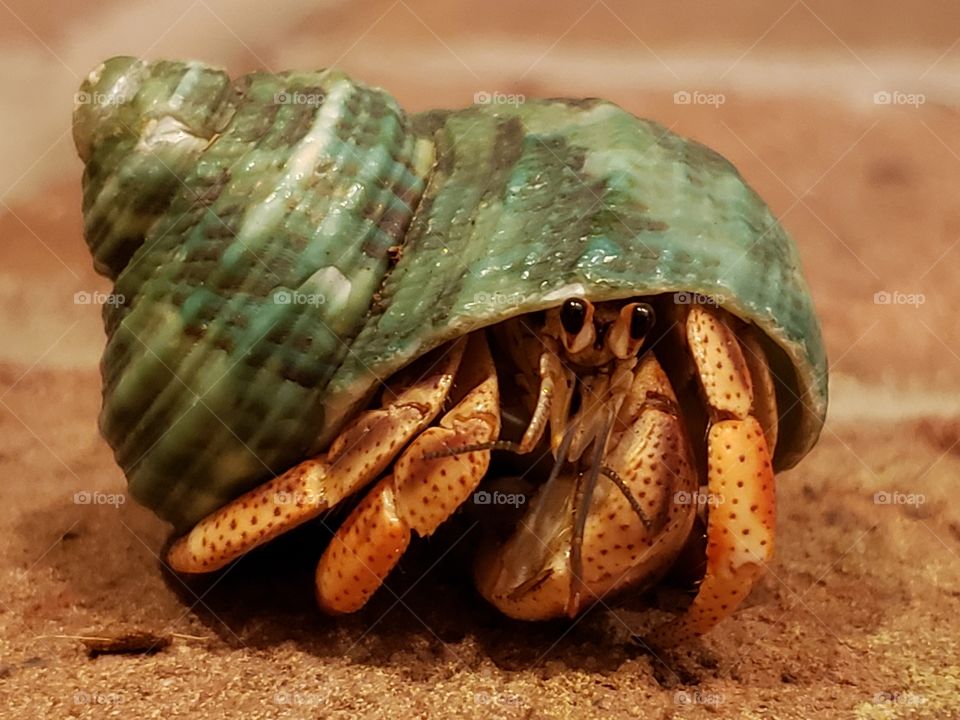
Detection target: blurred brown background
<box><xmin>1</xmin><ymin>2</ymin><xmax>959</xmax><ymax>718</ymax></box>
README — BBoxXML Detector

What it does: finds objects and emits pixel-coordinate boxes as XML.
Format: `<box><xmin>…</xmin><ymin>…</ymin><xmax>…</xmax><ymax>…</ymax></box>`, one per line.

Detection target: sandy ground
<box><xmin>3</xmin><ymin>2</ymin><xmax>960</xmax><ymax>718</ymax></box>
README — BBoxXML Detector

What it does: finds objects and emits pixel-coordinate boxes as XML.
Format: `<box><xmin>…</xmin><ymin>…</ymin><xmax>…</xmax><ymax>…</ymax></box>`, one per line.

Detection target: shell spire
<box><xmin>76</xmin><ymin>58</ymin><xmax>432</xmax><ymax>528</ymax></box>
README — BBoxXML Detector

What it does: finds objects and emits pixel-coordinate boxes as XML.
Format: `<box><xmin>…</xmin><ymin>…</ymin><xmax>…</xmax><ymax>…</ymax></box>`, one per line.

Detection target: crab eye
<box><xmin>630</xmin><ymin>303</ymin><xmax>655</xmax><ymax>340</ymax></box>
<box><xmin>608</xmin><ymin>301</ymin><xmax>654</xmax><ymax>359</ymax></box>
<box><xmin>557</xmin><ymin>298</ymin><xmax>595</xmax><ymax>354</ymax></box>
<box><xmin>560</xmin><ymin>298</ymin><xmax>587</xmax><ymax>334</ymax></box>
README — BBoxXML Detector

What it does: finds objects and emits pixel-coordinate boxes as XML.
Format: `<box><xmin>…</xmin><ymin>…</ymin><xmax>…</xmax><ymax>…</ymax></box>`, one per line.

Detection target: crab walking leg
<box><xmin>648</xmin><ymin>418</ymin><xmax>774</xmax><ymax>645</ymax></box>
<box><xmin>166</xmin><ymin>339</ymin><xmax>467</xmax><ymax>573</ymax></box>
<box><xmin>316</xmin><ymin>333</ymin><xmax>500</xmax><ymax>613</ymax></box>
<box><xmin>647</xmin><ymin>306</ymin><xmax>777</xmax><ymax>646</ymax></box>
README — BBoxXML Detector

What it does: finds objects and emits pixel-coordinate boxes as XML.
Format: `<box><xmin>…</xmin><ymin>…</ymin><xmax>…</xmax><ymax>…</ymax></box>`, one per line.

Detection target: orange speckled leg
<box><xmin>166</xmin><ymin>339</ymin><xmax>466</xmax><ymax>574</ymax></box>
<box><xmin>647</xmin><ymin>305</ymin><xmax>777</xmax><ymax>646</ymax></box>
<box><xmin>316</xmin><ymin>332</ymin><xmax>500</xmax><ymax>613</ymax></box>
<box><xmin>314</xmin><ymin>475</ymin><xmax>410</xmax><ymax>613</ymax></box>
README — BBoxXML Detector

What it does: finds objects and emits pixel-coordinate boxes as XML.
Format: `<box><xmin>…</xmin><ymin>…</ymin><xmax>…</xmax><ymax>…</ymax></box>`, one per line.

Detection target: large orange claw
<box><xmin>475</xmin><ymin>352</ymin><xmax>699</xmax><ymax>621</ymax></box>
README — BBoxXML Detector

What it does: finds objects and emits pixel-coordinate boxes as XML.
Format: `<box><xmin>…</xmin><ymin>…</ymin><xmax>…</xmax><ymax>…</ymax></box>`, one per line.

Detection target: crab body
<box><xmin>75</xmin><ymin>57</ymin><xmax>827</xmax><ymax>644</ymax></box>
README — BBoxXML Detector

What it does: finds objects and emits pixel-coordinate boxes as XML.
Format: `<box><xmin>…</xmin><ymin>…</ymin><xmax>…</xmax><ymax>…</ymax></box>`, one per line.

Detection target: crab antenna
<box><xmin>567</xmin><ymin>408</ymin><xmax>615</xmax><ymax>616</ymax></box>
<box><xmin>422</xmin><ymin>440</ymin><xmax>523</xmax><ymax>460</ymax></box>
<box><xmin>505</xmin><ymin>422</ymin><xmax>579</xmax><ymax>604</ymax></box>
<box><xmin>599</xmin><ymin>467</ymin><xmax>654</xmax><ymax>531</ymax></box>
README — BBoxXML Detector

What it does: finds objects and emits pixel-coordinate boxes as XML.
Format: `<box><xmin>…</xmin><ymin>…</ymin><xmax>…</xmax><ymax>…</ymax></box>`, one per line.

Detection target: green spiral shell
<box><xmin>75</xmin><ymin>57</ymin><xmax>827</xmax><ymax>530</ymax></box>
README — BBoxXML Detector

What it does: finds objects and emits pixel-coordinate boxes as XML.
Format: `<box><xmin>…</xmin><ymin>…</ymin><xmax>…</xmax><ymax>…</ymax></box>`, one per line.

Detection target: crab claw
<box><xmin>474</xmin><ymin>353</ymin><xmax>698</xmax><ymax>620</ymax></box>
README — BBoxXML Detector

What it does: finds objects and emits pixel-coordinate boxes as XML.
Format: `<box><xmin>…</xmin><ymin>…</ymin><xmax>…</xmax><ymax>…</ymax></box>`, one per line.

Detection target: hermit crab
<box><xmin>74</xmin><ymin>57</ymin><xmax>827</xmax><ymax>645</ymax></box>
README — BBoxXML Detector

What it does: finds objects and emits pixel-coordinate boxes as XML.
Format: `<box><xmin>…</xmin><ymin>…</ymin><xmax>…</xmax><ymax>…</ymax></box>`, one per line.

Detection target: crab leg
<box><xmin>647</xmin><ymin>305</ymin><xmax>777</xmax><ymax>646</ymax></box>
<box><xmin>316</xmin><ymin>332</ymin><xmax>500</xmax><ymax>612</ymax></box>
<box><xmin>740</xmin><ymin>326</ymin><xmax>779</xmax><ymax>452</ymax></box>
<box><xmin>166</xmin><ymin>339</ymin><xmax>466</xmax><ymax>573</ymax></box>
